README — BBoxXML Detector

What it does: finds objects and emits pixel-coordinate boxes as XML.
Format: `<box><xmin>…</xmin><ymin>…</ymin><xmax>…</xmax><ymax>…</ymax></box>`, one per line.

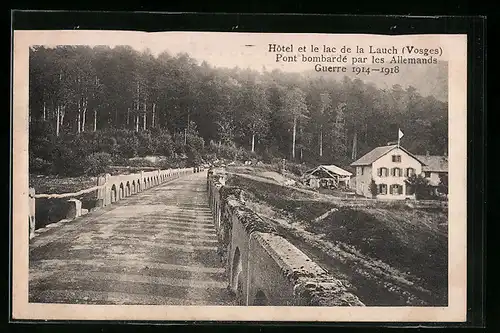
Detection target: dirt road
<box><xmin>29</xmin><ymin>171</ymin><xmax>235</xmax><ymax>305</ymax></box>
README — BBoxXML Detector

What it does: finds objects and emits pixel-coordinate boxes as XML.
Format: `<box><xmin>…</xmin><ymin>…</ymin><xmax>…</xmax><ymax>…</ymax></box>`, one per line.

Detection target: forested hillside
<box><xmin>29</xmin><ymin>45</ymin><xmax>448</xmax><ymax>176</ymax></box>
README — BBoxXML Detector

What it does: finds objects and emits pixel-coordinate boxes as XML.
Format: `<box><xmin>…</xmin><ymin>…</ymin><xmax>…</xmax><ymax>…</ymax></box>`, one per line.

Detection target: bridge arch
<box><xmin>126</xmin><ymin>181</ymin><xmax>131</xmax><ymax>197</ymax></box>
<box><xmin>144</xmin><ymin>179</ymin><xmax>147</xmax><ymax>189</ymax></box>
<box><xmin>110</xmin><ymin>184</ymin><xmax>117</xmax><ymax>203</ymax></box>
<box><xmin>132</xmin><ymin>180</ymin><xmax>136</xmax><ymax>194</ymax></box>
<box><xmin>231</xmin><ymin>247</ymin><xmax>244</xmax><ymax>305</ymax></box>
<box><xmin>253</xmin><ymin>290</ymin><xmax>269</xmax><ymax>306</ymax></box>
<box><xmin>119</xmin><ymin>183</ymin><xmax>124</xmax><ymax>200</ymax></box>
<box><xmin>137</xmin><ymin>179</ymin><xmax>141</xmax><ymax>191</ymax></box>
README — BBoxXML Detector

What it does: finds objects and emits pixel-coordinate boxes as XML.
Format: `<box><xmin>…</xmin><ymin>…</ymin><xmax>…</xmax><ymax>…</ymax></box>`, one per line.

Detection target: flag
<box><xmin>398</xmin><ymin>128</ymin><xmax>404</xmax><ymax>139</ymax></box>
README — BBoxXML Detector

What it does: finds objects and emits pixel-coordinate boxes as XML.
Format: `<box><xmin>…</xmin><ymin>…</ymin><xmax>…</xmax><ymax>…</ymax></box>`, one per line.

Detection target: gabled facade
<box><xmin>350</xmin><ymin>145</ymin><xmax>426</xmax><ymax>199</ymax></box>
<box><xmin>416</xmin><ymin>154</ymin><xmax>448</xmax><ymax>186</ymax></box>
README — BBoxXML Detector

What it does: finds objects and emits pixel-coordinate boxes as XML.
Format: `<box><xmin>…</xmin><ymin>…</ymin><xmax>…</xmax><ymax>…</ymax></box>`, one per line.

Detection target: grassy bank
<box><xmin>225</xmin><ymin>169</ymin><xmax>448</xmax><ymax>306</ymax></box>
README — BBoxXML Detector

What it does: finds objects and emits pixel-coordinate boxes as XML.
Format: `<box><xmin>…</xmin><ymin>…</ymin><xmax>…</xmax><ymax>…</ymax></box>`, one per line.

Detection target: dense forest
<box><xmin>28</xmin><ymin>45</ymin><xmax>448</xmax><ymax>176</ymax></box>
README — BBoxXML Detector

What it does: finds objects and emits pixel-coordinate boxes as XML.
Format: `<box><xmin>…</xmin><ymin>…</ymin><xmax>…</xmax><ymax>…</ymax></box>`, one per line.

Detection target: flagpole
<box><xmin>397</xmin><ymin>128</ymin><xmax>400</xmax><ymax>148</ymax></box>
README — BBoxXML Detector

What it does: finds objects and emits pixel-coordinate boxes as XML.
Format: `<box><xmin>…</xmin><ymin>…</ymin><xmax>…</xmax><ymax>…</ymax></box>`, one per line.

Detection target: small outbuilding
<box><xmin>302</xmin><ymin>165</ymin><xmax>352</xmax><ymax>189</ymax></box>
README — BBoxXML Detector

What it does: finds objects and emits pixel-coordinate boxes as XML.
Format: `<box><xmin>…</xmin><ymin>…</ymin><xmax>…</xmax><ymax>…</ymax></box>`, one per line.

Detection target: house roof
<box><xmin>304</xmin><ymin>165</ymin><xmax>352</xmax><ymax>177</ymax></box>
<box><xmin>321</xmin><ymin>165</ymin><xmax>352</xmax><ymax>177</ymax></box>
<box><xmin>416</xmin><ymin>155</ymin><xmax>448</xmax><ymax>173</ymax></box>
<box><xmin>350</xmin><ymin>145</ymin><xmax>427</xmax><ymax>166</ymax></box>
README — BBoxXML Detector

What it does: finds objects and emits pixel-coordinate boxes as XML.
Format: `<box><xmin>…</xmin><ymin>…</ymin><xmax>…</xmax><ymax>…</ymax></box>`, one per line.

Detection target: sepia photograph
<box><xmin>12</xmin><ymin>30</ymin><xmax>467</xmax><ymax>322</ymax></box>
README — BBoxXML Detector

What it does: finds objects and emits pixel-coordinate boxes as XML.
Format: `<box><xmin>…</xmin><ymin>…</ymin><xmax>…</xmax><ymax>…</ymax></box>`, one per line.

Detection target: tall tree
<box><xmin>282</xmin><ymin>87</ymin><xmax>308</xmax><ymax>160</ymax></box>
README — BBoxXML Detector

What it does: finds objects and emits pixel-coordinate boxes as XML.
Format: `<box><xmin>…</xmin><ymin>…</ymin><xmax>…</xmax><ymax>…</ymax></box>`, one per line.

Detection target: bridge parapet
<box><xmin>29</xmin><ymin>166</ymin><xmax>203</xmax><ymax>238</ymax></box>
<box><xmin>207</xmin><ymin>168</ymin><xmax>365</xmax><ymax>307</ymax></box>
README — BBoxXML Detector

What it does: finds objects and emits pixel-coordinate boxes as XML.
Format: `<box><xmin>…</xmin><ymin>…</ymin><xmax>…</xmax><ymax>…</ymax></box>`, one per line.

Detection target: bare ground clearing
<box><xmin>225</xmin><ymin>167</ymin><xmax>448</xmax><ymax>306</ymax></box>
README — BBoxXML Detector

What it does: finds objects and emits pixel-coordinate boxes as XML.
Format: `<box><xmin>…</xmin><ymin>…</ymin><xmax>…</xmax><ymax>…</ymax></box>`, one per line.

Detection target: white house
<box><xmin>350</xmin><ymin>144</ymin><xmax>427</xmax><ymax>199</ymax></box>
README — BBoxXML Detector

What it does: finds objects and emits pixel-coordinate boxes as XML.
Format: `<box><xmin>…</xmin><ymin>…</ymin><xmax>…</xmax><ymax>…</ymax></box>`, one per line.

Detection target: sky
<box><xmin>26</xmin><ymin>30</ymin><xmax>461</xmax><ymax>74</ymax></box>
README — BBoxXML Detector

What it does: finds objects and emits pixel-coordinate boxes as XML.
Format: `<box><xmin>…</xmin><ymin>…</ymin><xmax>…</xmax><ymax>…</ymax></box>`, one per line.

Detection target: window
<box><xmin>424</xmin><ymin>171</ymin><xmax>431</xmax><ymax>178</ymax></box>
<box><xmin>392</xmin><ymin>155</ymin><xmax>402</xmax><ymax>163</ymax></box>
<box><xmin>378</xmin><ymin>167</ymin><xmax>388</xmax><ymax>177</ymax></box>
<box><xmin>405</xmin><ymin>167</ymin><xmax>415</xmax><ymax>177</ymax></box>
<box><xmin>390</xmin><ymin>184</ymin><xmax>403</xmax><ymax>195</ymax></box>
<box><xmin>391</xmin><ymin>167</ymin><xmax>402</xmax><ymax>177</ymax></box>
<box><xmin>361</xmin><ymin>167</ymin><xmax>364</xmax><ymax>175</ymax></box>
<box><xmin>378</xmin><ymin>183</ymin><xmax>387</xmax><ymax>195</ymax></box>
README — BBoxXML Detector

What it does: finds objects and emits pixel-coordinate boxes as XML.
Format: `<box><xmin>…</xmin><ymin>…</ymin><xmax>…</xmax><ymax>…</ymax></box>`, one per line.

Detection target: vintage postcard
<box><xmin>12</xmin><ymin>30</ymin><xmax>467</xmax><ymax>322</ymax></box>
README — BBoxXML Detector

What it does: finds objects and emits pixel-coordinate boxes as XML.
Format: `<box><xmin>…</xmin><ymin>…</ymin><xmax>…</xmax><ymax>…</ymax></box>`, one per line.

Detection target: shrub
<box><xmin>187</xmin><ymin>134</ymin><xmax>205</xmax><ymax>153</ymax></box>
<box><xmin>215</xmin><ymin>143</ymin><xmax>239</xmax><ymax>160</ymax></box>
<box><xmin>285</xmin><ymin>162</ymin><xmax>310</xmax><ymax>177</ymax></box>
<box><xmin>128</xmin><ymin>158</ymin><xmax>156</xmax><ymax>168</ymax></box>
<box><xmin>438</xmin><ymin>174</ymin><xmax>448</xmax><ymax>195</ymax></box>
<box><xmin>136</xmin><ymin>132</ymin><xmax>154</xmax><ymax>156</ymax></box>
<box><xmin>261</xmin><ymin>149</ymin><xmax>274</xmax><ymax>164</ymax></box>
<box><xmin>236</xmin><ymin>147</ymin><xmax>258</xmax><ymax>161</ymax></box>
<box><xmin>29</xmin><ymin>153</ymin><xmax>52</xmax><ymax>174</ymax></box>
<box><xmin>50</xmin><ymin>143</ymin><xmax>85</xmax><ymax>176</ymax></box>
<box><xmin>153</xmin><ymin>131</ymin><xmax>175</xmax><ymax>157</ymax></box>
<box><xmin>369</xmin><ymin>179</ymin><xmax>378</xmax><ymax>198</ymax></box>
<box><xmin>111</xmin><ymin>155</ymin><xmax>128</xmax><ymax>166</ymax></box>
<box><xmin>84</xmin><ymin>152</ymin><xmax>112</xmax><ymax>176</ymax></box>
<box><xmin>118</xmin><ymin>135</ymin><xmax>140</xmax><ymax>158</ymax></box>
<box><xmin>405</xmin><ymin>174</ymin><xmax>434</xmax><ymax>200</ymax></box>
<box><xmin>186</xmin><ymin>145</ymin><xmax>203</xmax><ymax>167</ymax></box>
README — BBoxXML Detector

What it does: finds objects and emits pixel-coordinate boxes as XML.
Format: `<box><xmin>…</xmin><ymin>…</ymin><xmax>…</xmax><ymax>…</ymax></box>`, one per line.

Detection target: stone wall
<box><xmin>207</xmin><ymin>167</ymin><xmax>365</xmax><ymax>307</ymax></box>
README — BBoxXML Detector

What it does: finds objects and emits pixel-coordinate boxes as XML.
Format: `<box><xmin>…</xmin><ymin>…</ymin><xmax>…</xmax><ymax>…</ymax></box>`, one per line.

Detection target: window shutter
<box><xmin>389</xmin><ymin>185</ymin><xmax>393</xmax><ymax>194</ymax></box>
<box><xmin>405</xmin><ymin>168</ymin><xmax>408</xmax><ymax>177</ymax></box>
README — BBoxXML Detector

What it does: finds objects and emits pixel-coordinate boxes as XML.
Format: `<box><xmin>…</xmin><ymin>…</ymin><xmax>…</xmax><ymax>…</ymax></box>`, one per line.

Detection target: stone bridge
<box><xmin>207</xmin><ymin>168</ymin><xmax>364</xmax><ymax>306</ymax></box>
<box><xmin>28</xmin><ymin>166</ymin><xmax>364</xmax><ymax>306</ymax></box>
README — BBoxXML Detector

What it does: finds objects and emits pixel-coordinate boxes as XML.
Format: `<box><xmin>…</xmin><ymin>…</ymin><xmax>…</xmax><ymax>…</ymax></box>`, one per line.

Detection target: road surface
<box><xmin>29</xmin><ymin>171</ymin><xmax>235</xmax><ymax>305</ymax></box>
